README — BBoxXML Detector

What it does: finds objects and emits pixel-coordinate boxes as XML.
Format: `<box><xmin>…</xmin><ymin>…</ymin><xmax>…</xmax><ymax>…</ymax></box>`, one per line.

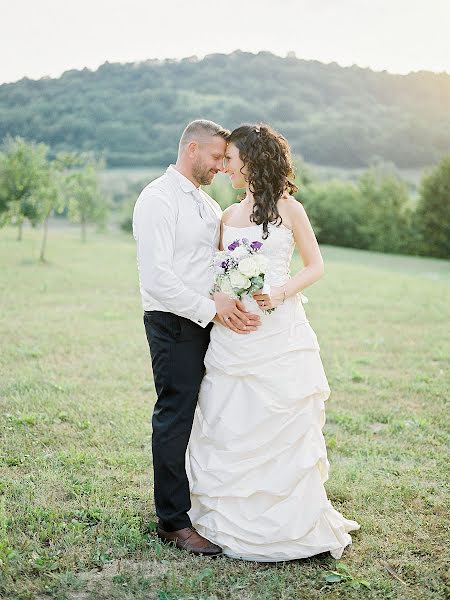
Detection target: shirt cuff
<box><xmin>193</xmin><ymin>298</ymin><xmax>216</xmax><ymax>328</ymax></box>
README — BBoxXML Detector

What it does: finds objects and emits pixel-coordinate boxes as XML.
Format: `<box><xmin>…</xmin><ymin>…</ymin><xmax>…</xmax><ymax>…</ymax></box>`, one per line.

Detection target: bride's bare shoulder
<box><xmin>278</xmin><ymin>193</ymin><xmax>304</xmax><ymax>228</ymax></box>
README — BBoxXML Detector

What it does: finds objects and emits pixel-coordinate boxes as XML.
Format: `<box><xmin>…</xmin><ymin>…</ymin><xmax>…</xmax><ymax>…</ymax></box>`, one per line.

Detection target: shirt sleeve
<box><xmin>133</xmin><ymin>187</ymin><xmax>216</xmax><ymax>327</ymax></box>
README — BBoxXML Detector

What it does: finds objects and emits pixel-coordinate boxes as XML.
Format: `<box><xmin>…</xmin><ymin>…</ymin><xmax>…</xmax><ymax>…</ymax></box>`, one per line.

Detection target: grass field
<box><xmin>0</xmin><ymin>226</ymin><xmax>449</xmax><ymax>599</ymax></box>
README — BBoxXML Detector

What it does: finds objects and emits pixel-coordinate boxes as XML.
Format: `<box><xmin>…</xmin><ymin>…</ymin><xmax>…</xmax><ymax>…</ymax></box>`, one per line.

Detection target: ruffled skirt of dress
<box><xmin>187</xmin><ymin>295</ymin><xmax>360</xmax><ymax>561</ymax></box>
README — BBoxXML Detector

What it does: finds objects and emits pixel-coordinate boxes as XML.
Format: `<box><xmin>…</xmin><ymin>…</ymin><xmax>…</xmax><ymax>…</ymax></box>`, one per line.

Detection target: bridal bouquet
<box><xmin>211</xmin><ymin>237</ymin><xmax>273</xmax><ymax>309</ymax></box>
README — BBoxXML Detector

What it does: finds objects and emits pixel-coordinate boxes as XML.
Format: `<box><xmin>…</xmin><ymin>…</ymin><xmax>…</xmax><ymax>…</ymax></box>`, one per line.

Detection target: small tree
<box><xmin>37</xmin><ymin>154</ymin><xmax>71</xmax><ymax>262</ymax></box>
<box><xmin>356</xmin><ymin>168</ymin><xmax>411</xmax><ymax>254</ymax></box>
<box><xmin>65</xmin><ymin>156</ymin><xmax>107</xmax><ymax>242</ymax></box>
<box><xmin>415</xmin><ymin>155</ymin><xmax>450</xmax><ymax>259</ymax></box>
<box><xmin>119</xmin><ymin>178</ymin><xmax>151</xmax><ymax>234</ymax></box>
<box><xmin>300</xmin><ymin>180</ymin><xmax>368</xmax><ymax>249</ymax></box>
<box><xmin>0</xmin><ymin>137</ymin><xmax>49</xmax><ymax>239</ymax></box>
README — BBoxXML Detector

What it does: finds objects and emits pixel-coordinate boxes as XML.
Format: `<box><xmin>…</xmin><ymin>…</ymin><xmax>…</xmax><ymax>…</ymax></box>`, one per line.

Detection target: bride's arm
<box><xmin>285</xmin><ymin>199</ymin><xmax>324</xmax><ymax>295</ymax></box>
<box><xmin>254</xmin><ymin>199</ymin><xmax>324</xmax><ymax>309</ymax></box>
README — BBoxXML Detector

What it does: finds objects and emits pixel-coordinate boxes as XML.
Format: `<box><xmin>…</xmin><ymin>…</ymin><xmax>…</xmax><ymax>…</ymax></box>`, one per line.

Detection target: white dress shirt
<box><xmin>132</xmin><ymin>165</ymin><xmax>222</xmax><ymax>327</ymax></box>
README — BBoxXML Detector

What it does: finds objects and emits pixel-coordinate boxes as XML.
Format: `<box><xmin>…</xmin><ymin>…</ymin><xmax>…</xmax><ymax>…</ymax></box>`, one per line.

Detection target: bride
<box><xmin>187</xmin><ymin>123</ymin><xmax>360</xmax><ymax>561</ymax></box>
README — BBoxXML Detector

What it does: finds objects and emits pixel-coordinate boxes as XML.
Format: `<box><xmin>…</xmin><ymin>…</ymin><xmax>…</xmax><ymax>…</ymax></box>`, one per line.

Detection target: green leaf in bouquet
<box><xmin>250</xmin><ymin>276</ymin><xmax>264</xmax><ymax>289</ymax></box>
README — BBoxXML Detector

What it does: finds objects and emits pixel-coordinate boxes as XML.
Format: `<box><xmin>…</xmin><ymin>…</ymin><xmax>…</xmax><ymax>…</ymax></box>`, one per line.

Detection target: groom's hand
<box><xmin>213</xmin><ymin>293</ymin><xmax>260</xmax><ymax>334</ymax></box>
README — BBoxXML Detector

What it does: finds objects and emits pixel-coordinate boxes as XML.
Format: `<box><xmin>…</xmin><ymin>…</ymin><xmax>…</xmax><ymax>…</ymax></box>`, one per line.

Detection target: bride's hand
<box><xmin>253</xmin><ymin>286</ymin><xmax>284</xmax><ymax>310</ymax></box>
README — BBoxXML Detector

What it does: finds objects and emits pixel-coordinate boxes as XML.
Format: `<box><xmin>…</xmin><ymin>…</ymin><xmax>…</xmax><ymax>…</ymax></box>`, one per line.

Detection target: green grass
<box><xmin>0</xmin><ymin>226</ymin><xmax>449</xmax><ymax>599</ymax></box>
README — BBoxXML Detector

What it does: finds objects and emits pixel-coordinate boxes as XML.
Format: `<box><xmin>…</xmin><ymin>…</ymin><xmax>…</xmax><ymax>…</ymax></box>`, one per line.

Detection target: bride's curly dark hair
<box><xmin>228</xmin><ymin>123</ymin><xmax>298</xmax><ymax>239</ymax></box>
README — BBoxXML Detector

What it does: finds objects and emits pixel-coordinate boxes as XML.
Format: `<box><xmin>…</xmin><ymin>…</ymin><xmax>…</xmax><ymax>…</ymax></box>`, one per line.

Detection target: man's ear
<box><xmin>187</xmin><ymin>141</ymin><xmax>198</xmax><ymax>158</ymax></box>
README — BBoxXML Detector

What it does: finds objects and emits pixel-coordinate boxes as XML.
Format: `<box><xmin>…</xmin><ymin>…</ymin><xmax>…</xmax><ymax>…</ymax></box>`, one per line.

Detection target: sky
<box><xmin>1</xmin><ymin>0</ymin><xmax>449</xmax><ymax>84</ymax></box>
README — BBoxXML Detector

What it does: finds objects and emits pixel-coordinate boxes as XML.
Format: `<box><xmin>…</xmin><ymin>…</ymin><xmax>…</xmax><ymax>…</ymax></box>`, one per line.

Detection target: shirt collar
<box><xmin>166</xmin><ymin>165</ymin><xmax>200</xmax><ymax>194</ymax></box>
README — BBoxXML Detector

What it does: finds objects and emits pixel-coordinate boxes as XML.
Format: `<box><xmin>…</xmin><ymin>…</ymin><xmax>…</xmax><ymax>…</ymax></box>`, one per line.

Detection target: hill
<box><xmin>1</xmin><ymin>50</ymin><xmax>449</xmax><ymax>168</ymax></box>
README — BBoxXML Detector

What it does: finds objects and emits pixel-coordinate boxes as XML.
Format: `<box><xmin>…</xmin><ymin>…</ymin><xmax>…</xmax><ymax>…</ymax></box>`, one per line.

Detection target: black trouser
<box><xmin>143</xmin><ymin>310</ymin><xmax>212</xmax><ymax>531</ymax></box>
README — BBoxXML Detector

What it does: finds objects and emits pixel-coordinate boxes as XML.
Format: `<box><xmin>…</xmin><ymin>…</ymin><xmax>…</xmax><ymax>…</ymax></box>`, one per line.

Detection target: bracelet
<box><xmin>282</xmin><ymin>286</ymin><xmax>286</xmax><ymax>304</ymax></box>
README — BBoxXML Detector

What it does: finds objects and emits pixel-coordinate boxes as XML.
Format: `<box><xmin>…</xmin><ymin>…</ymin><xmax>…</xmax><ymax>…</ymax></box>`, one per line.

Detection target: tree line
<box><xmin>297</xmin><ymin>157</ymin><xmax>450</xmax><ymax>259</ymax></box>
<box><xmin>0</xmin><ymin>137</ymin><xmax>107</xmax><ymax>261</ymax></box>
<box><xmin>1</xmin><ymin>137</ymin><xmax>448</xmax><ymax>260</ymax></box>
<box><xmin>0</xmin><ymin>51</ymin><xmax>449</xmax><ymax>169</ymax></box>
<box><xmin>118</xmin><ymin>154</ymin><xmax>450</xmax><ymax>260</ymax></box>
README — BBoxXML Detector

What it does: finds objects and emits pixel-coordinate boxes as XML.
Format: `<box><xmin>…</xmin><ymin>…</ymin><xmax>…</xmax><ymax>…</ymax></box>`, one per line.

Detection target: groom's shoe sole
<box><xmin>157</xmin><ymin>526</ymin><xmax>222</xmax><ymax>556</ymax></box>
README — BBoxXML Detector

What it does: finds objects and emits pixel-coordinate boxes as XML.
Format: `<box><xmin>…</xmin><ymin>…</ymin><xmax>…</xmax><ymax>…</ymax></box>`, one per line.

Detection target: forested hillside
<box><xmin>1</xmin><ymin>50</ymin><xmax>449</xmax><ymax>168</ymax></box>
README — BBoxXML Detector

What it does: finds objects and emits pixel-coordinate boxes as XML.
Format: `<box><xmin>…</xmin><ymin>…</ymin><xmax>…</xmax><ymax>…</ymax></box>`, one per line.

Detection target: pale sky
<box><xmin>1</xmin><ymin>0</ymin><xmax>449</xmax><ymax>84</ymax></box>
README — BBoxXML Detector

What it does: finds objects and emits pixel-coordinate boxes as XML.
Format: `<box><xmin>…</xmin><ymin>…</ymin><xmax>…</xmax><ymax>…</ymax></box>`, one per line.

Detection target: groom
<box><xmin>133</xmin><ymin>120</ymin><xmax>261</xmax><ymax>555</ymax></box>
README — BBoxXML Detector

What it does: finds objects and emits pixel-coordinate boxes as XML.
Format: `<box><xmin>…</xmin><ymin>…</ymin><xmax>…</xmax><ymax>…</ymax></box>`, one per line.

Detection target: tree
<box><xmin>0</xmin><ymin>137</ymin><xmax>49</xmax><ymax>239</ymax></box>
<box><xmin>414</xmin><ymin>155</ymin><xmax>450</xmax><ymax>258</ymax></box>
<box><xmin>65</xmin><ymin>156</ymin><xmax>107</xmax><ymax>242</ymax></box>
<box><xmin>356</xmin><ymin>167</ymin><xmax>411</xmax><ymax>253</ymax></box>
<box><xmin>300</xmin><ymin>180</ymin><xmax>368</xmax><ymax>249</ymax></box>
<box><xmin>36</xmin><ymin>154</ymin><xmax>71</xmax><ymax>262</ymax></box>
<box><xmin>118</xmin><ymin>178</ymin><xmax>151</xmax><ymax>234</ymax></box>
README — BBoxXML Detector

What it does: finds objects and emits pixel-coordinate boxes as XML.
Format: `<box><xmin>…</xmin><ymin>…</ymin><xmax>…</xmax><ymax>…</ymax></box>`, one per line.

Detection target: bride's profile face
<box><xmin>223</xmin><ymin>142</ymin><xmax>247</xmax><ymax>189</ymax></box>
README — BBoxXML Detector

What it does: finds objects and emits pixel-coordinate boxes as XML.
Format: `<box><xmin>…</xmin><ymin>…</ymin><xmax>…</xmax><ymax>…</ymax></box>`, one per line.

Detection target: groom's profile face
<box><xmin>191</xmin><ymin>135</ymin><xmax>227</xmax><ymax>186</ymax></box>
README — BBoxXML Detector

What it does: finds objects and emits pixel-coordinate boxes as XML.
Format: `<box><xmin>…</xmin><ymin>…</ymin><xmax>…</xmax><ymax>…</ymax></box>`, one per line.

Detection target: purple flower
<box><xmin>228</xmin><ymin>240</ymin><xmax>240</xmax><ymax>251</ymax></box>
<box><xmin>250</xmin><ymin>241</ymin><xmax>263</xmax><ymax>251</ymax></box>
<box><xmin>220</xmin><ymin>261</ymin><xmax>228</xmax><ymax>268</ymax></box>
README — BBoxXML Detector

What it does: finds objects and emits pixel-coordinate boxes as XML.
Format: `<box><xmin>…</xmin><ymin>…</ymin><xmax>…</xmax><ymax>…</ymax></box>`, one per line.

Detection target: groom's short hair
<box><xmin>179</xmin><ymin>120</ymin><xmax>230</xmax><ymax>151</ymax></box>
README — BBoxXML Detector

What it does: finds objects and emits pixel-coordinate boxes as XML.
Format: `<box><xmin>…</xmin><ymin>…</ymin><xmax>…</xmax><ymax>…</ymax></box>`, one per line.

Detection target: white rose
<box><xmin>255</xmin><ymin>254</ymin><xmax>268</xmax><ymax>274</ymax></box>
<box><xmin>229</xmin><ymin>270</ymin><xmax>251</xmax><ymax>289</ymax></box>
<box><xmin>220</xmin><ymin>276</ymin><xmax>234</xmax><ymax>296</ymax></box>
<box><xmin>238</xmin><ymin>256</ymin><xmax>260</xmax><ymax>278</ymax></box>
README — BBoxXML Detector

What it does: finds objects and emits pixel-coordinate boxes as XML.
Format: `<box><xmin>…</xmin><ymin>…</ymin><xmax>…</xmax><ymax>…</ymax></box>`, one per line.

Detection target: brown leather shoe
<box><xmin>157</xmin><ymin>526</ymin><xmax>222</xmax><ymax>556</ymax></box>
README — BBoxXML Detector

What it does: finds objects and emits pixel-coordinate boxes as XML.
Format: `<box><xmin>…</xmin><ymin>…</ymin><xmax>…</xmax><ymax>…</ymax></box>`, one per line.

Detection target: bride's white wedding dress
<box><xmin>187</xmin><ymin>222</ymin><xmax>360</xmax><ymax>561</ymax></box>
